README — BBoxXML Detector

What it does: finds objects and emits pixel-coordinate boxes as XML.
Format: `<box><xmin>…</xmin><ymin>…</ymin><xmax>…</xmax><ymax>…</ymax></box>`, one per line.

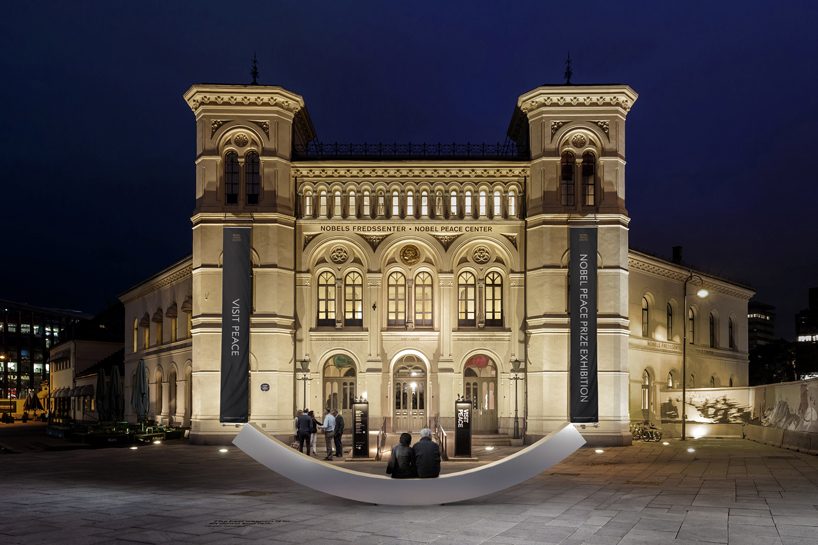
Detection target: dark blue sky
<box><xmin>1</xmin><ymin>1</ymin><xmax>816</xmax><ymax>338</ymax></box>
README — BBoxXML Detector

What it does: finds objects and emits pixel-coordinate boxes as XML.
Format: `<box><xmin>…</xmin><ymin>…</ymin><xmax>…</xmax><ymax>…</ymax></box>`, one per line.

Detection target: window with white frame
<box><xmin>344</xmin><ymin>271</ymin><xmax>363</xmax><ymax>326</ymax></box>
<box><xmin>458</xmin><ymin>271</ymin><xmax>476</xmax><ymax>326</ymax></box>
<box><xmin>414</xmin><ymin>272</ymin><xmax>433</xmax><ymax>327</ymax></box>
<box><xmin>406</xmin><ymin>190</ymin><xmax>414</xmax><ymax>217</ymax></box>
<box><xmin>387</xmin><ymin>272</ymin><xmax>406</xmax><ymax>326</ymax></box>
<box><xmin>485</xmin><ymin>271</ymin><xmax>503</xmax><ymax>327</ymax></box>
<box><xmin>317</xmin><ymin>272</ymin><xmax>336</xmax><ymax>326</ymax></box>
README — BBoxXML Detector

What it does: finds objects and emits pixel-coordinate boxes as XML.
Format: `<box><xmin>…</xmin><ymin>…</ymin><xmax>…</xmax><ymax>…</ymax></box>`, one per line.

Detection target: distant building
<box><xmin>0</xmin><ymin>299</ymin><xmax>89</xmax><ymax>401</ymax></box>
<box><xmin>795</xmin><ymin>287</ymin><xmax>818</xmax><ymax>378</ymax></box>
<box><xmin>748</xmin><ymin>301</ymin><xmax>776</xmax><ymax>351</ymax></box>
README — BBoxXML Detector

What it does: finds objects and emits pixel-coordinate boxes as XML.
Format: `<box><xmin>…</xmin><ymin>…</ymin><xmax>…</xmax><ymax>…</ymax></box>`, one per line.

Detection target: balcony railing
<box><xmin>293</xmin><ymin>141</ymin><xmax>528</xmax><ymax>161</ymax></box>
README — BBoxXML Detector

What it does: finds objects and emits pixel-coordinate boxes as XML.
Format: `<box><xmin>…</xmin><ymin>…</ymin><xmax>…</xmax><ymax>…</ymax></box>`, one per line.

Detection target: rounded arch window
<box><xmin>245</xmin><ymin>151</ymin><xmax>260</xmax><ymax>204</ymax></box>
<box><xmin>387</xmin><ymin>271</ymin><xmax>406</xmax><ymax>326</ymax></box>
<box><xmin>560</xmin><ymin>151</ymin><xmax>575</xmax><ymax>206</ymax></box>
<box><xmin>485</xmin><ymin>271</ymin><xmax>503</xmax><ymax>327</ymax></box>
<box><xmin>317</xmin><ymin>271</ymin><xmax>336</xmax><ymax>326</ymax></box>
<box><xmin>323</xmin><ymin>355</ymin><xmax>357</xmax><ymax>417</ymax></box>
<box><xmin>581</xmin><ymin>151</ymin><xmax>596</xmax><ymax>206</ymax></box>
<box><xmin>457</xmin><ymin>271</ymin><xmax>476</xmax><ymax>327</ymax></box>
<box><xmin>641</xmin><ymin>296</ymin><xmax>650</xmax><ymax>338</ymax></box>
<box><xmin>224</xmin><ymin>151</ymin><xmax>240</xmax><ymax>204</ymax></box>
<box><xmin>414</xmin><ymin>271</ymin><xmax>433</xmax><ymax>327</ymax></box>
<box><xmin>344</xmin><ymin>271</ymin><xmax>363</xmax><ymax>326</ymax></box>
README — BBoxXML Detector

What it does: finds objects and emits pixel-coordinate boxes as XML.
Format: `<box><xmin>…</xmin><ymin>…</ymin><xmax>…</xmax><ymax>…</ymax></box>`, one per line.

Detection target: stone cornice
<box><xmin>628</xmin><ymin>253</ymin><xmax>755</xmax><ymax>300</ymax></box>
<box><xmin>291</xmin><ymin>164</ymin><xmax>529</xmax><ymax>180</ymax></box>
<box><xmin>183</xmin><ymin>84</ymin><xmax>306</xmax><ymax>115</ymax></box>
<box><xmin>120</xmin><ymin>258</ymin><xmax>193</xmax><ymax>303</ymax></box>
<box><xmin>517</xmin><ymin>85</ymin><xmax>638</xmax><ymax>115</ymax></box>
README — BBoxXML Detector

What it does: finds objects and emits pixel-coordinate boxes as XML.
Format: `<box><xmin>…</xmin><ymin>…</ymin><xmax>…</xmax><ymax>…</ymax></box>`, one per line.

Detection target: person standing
<box><xmin>308</xmin><ymin>410</ymin><xmax>319</xmax><ymax>455</ymax></box>
<box><xmin>412</xmin><ymin>428</ymin><xmax>441</xmax><ymax>478</ymax></box>
<box><xmin>320</xmin><ymin>408</ymin><xmax>336</xmax><ymax>460</ymax></box>
<box><xmin>296</xmin><ymin>410</ymin><xmax>313</xmax><ymax>454</ymax></box>
<box><xmin>386</xmin><ymin>432</ymin><xmax>416</xmax><ymax>478</ymax></box>
<box><xmin>332</xmin><ymin>409</ymin><xmax>344</xmax><ymax>458</ymax></box>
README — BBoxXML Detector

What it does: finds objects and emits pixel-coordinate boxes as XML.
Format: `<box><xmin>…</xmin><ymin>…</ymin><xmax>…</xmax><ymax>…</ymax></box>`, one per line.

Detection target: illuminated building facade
<box><xmin>120</xmin><ymin>83</ymin><xmax>753</xmax><ymax>445</ymax></box>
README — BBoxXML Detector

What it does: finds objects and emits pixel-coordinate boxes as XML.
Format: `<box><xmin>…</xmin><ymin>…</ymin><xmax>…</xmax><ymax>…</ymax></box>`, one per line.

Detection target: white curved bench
<box><xmin>233</xmin><ymin>422</ymin><xmax>585</xmax><ymax>506</ymax></box>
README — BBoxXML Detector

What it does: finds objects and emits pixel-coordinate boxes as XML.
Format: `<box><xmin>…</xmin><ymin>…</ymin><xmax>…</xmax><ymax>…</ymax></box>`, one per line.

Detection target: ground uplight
<box><xmin>219</xmin><ymin>448</ymin><xmax>229</xmax><ymax>453</ymax></box>
<box><xmin>153</xmin><ymin>440</ymin><xmax>162</xmax><ymax>445</ymax></box>
<box><xmin>129</xmin><ymin>446</ymin><xmax>138</xmax><ymax>450</ymax></box>
<box><xmin>484</xmin><ymin>446</ymin><xmax>495</xmax><ymax>451</ymax></box>
<box><xmin>662</xmin><ymin>441</ymin><xmax>670</xmax><ymax>446</ymax></box>
<box><xmin>594</xmin><ymin>449</ymin><xmax>604</xmax><ymax>454</ymax></box>
<box><xmin>687</xmin><ymin>447</ymin><xmax>695</xmax><ymax>453</ymax></box>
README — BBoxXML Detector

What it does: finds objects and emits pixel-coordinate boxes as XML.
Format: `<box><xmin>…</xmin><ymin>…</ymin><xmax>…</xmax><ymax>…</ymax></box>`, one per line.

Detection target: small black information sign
<box><xmin>352</xmin><ymin>400</ymin><xmax>369</xmax><ymax>458</ymax></box>
<box><xmin>454</xmin><ymin>398</ymin><xmax>472</xmax><ymax>458</ymax></box>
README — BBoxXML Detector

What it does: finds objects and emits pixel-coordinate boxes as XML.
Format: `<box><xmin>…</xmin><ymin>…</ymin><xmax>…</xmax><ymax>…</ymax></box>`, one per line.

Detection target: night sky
<box><xmin>2</xmin><ymin>1</ymin><xmax>816</xmax><ymax>339</ymax></box>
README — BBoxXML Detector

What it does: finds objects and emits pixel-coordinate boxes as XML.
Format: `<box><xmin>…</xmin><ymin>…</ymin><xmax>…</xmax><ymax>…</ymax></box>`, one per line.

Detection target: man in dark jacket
<box><xmin>387</xmin><ymin>432</ymin><xmax>416</xmax><ymax>478</ymax></box>
<box><xmin>296</xmin><ymin>409</ymin><xmax>313</xmax><ymax>454</ymax></box>
<box><xmin>412</xmin><ymin>428</ymin><xmax>441</xmax><ymax>478</ymax></box>
<box><xmin>332</xmin><ymin>409</ymin><xmax>345</xmax><ymax>458</ymax></box>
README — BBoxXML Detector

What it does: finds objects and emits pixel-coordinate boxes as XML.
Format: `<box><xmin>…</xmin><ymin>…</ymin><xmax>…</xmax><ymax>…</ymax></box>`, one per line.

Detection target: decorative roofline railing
<box><xmin>293</xmin><ymin>141</ymin><xmax>529</xmax><ymax>160</ymax></box>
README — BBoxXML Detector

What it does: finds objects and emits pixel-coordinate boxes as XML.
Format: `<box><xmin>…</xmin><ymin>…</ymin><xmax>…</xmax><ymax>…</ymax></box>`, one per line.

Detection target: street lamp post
<box><xmin>296</xmin><ymin>357</ymin><xmax>311</xmax><ymax>410</ymax></box>
<box><xmin>510</xmin><ymin>357</ymin><xmax>524</xmax><ymax>440</ymax></box>
<box><xmin>681</xmin><ymin>272</ymin><xmax>709</xmax><ymax>441</ymax></box>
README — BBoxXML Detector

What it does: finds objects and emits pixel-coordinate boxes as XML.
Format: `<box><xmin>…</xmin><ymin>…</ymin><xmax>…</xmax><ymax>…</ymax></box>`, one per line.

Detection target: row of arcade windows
<box><xmin>641</xmin><ymin>297</ymin><xmax>737</xmax><ymax>350</ymax></box>
<box><xmin>302</xmin><ymin>189</ymin><xmax>518</xmax><ymax>220</ymax></box>
<box><xmin>132</xmin><ymin>308</ymin><xmax>193</xmax><ymax>353</ymax></box>
<box><xmin>316</xmin><ymin>270</ymin><xmax>504</xmax><ymax>328</ymax></box>
<box><xmin>560</xmin><ymin>151</ymin><xmax>597</xmax><ymax>207</ymax></box>
<box><xmin>224</xmin><ymin>151</ymin><xmax>260</xmax><ymax>205</ymax></box>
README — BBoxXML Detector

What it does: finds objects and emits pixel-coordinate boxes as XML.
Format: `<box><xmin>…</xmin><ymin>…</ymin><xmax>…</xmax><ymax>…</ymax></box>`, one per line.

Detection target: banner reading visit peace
<box><xmin>220</xmin><ymin>227</ymin><xmax>252</xmax><ymax>423</ymax></box>
<box><xmin>569</xmin><ymin>227</ymin><xmax>598</xmax><ymax>423</ymax></box>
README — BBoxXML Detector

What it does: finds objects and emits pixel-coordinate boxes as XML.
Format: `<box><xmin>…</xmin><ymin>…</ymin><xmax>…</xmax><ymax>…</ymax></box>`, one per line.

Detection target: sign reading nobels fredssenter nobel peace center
<box><xmin>120</xmin><ymin>81</ymin><xmax>753</xmax><ymax>446</ymax></box>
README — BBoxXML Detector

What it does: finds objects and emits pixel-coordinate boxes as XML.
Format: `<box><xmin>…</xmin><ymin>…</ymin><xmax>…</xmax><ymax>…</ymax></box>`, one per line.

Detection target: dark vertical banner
<box><xmin>569</xmin><ymin>227</ymin><xmax>598</xmax><ymax>423</ymax></box>
<box><xmin>220</xmin><ymin>227</ymin><xmax>252</xmax><ymax>423</ymax></box>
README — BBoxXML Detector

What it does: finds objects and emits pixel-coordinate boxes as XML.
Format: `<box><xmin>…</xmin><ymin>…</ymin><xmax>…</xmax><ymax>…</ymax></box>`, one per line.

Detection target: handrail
<box><xmin>435</xmin><ymin>420</ymin><xmax>449</xmax><ymax>461</ymax></box>
<box><xmin>375</xmin><ymin>417</ymin><xmax>387</xmax><ymax>461</ymax></box>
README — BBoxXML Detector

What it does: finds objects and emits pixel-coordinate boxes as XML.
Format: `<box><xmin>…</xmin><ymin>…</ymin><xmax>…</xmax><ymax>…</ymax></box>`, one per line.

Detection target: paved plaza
<box><xmin>2</xmin><ymin>429</ymin><xmax>818</xmax><ymax>545</ymax></box>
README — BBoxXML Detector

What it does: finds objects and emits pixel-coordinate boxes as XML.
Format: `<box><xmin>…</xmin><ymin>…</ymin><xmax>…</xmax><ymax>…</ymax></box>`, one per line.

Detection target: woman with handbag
<box><xmin>386</xmin><ymin>432</ymin><xmax>417</xmax><ymax>478</ymax></box>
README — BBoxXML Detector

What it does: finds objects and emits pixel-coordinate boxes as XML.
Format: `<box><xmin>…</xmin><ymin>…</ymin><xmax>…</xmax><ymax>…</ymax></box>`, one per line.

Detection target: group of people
<box><xmin>386</xmin><ymin>428</ymin><xmax>441</xmax><ymax>479</ymax></box>
<box><xmin>294</xmin><ymin>408</ymin><xmax>344</xmax><ymax>460</ymax></box>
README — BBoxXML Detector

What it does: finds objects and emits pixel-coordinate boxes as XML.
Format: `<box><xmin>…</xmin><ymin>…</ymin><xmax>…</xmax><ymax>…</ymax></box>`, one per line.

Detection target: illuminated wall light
<box><xmin>687</xmin><ymin>447</ymin><xmax>695</xmax><ymax>453</ymax></box>
<box><xmin>691</xmin><ymin>426</ymin><xmax>708</xmax><ymax>439</ymax></box>
<box><xmin>594</xmin><ymin>449</ymin><xmax>604</xmax><ymax>454</ymax></box>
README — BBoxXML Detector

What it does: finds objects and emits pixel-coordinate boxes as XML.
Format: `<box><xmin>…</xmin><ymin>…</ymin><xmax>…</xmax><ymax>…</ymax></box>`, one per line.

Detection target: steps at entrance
<box><xmin>471</xmin><ymin>434</ymin><xmax>513</xmax><ymax>447</ymax></box>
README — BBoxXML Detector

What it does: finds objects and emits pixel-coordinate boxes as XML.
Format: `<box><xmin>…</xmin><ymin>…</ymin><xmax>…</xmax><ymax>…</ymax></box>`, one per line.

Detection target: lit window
<box><xmin>245</xmin><ymin>152</ymin><xmax>260</xmax><ymax>204</ymax></box>
<box><xmin>414</xmin><ymin>272</ymin><xmax>433</xmax><ymax>327</ymax></box>
<box><xmin>170</xmin><ymin>317</ymin><xmax>178</xmax><ymax>342</ymax></box>
<box><xmin>406</xmin><ymin>191</ymin><xmax>414</xmax><ymax>217</ymax></box>
<box><xmin>21</xmin><ymin>323</ymin><xmax>31</xmax><ymax>335</ymax></box>
<box><xmin>688</xmin><ymin>308</ymin><xmax>695</xmax><ymax>344</ymax></box>
<box><xmin>508</xmin><ymin>190</ymin><xmax>517</xmax><ymax>217</ymax></box>
<box><xmin>362</xmin><ymin>191</ymin><xmax>371</xmax><ymax>217</ymax></box>
<box><xmin>344</xmin><ymin>271</ymin><xmax>363</xmax><ymax>326</ymax></box>
<box><xmin>224</xmin><ymin>151</ymin><xmax>239</xmax><ymax>204</ymax></box>
<box><xmin>709</xmin><ymin>313</ymin><xmax>717</xmax><ymax>348</ymax></box>
<box><xmin>458</xmin><ymin>271</ymin><xmax>476</xmax><ymax>327</ymax></box>
<box><xmin>560</xmin><ymin>151</ymin><xmax>575</xmax><ymax>206</ymax></box>
<box><xmin>435</xmin><ymin>191</ymin><xmax>444</xmax><ymax>217</ymax></box>
<box><xmin>582</xmin><ymin>152</ymin><xmax>595</xmax><ymax>206</ymax></box>
<box><xmin>387</xmin><ymin>272</ymin><xmax>406</xmax><ymax>326</ymax></box>
<box><xmin>667</xmin><ymin>303</ymin><xmax>673</xmax><ymax>341</ymax></box>
<box><xmin>377</xmin><ymin>192</ymin><xmax>385</xmax><ymax>217</ymax></box>
<box><xmin>392</xmin><ymin>191</ymin><xmax>400</xmax><ymax>217</ymax></box>
<box><xmin>319</xmin><ymin>191</ymin><xmax>328</xmax><ymax>217</ymax></box>
<box><xmin>667</xmin><ymin>372</ymin><xmax>674</xmax><ymax>388</ymax></box>
<box><xmin>728</xmin><ymin>318</ymin><xmax>736</xmax><ymax>349</ymax></box>
<box><xmin>641</xmin><ymin>297</ymin><xmax>650</xmax><ymax>338</ymax></box>
<box><xmin>493</xmin><ymin>191</ymin><xmax>502</xmax><ymax>217</ymax></box>
<box><xmin>154</xmin><ymin>316</ymin><xmax>163</xmax><ymax>346</ymax></box>
<box><xmin>464</xmin><ymin>191</ymin><xmax>473</xmax><ymax>217</ymax></box>
<box><xmin>420</xmin><ymin>191</ymin><xmax>429</xmax><ymax>217</ymax></box>
<box><xmin>317</xmin><ymin>272</ymin><xmax>336</xmax><ymax>326</ymax></box>
<box><xmin>478</xmin><ymin>191</ymin><xmax>487</xmax><ymax>217</ymax></box>
<box><xmin>485</xmin><ymin>271</ymin><xmax>503</xmax><ymax>327</ymax></box>
<box><xmin>132</xmin><ymin>319</ymin><xmax>139</xmax><ymax>353</ymax></box>
<box><xmin>334</xmin><ymin>191</ymin><xmax>343</xmax><ymax>218</ymax></box>
<box><xmin>450</xmin><ymin>191</ymin><xmax>458</xmax><ymax>216</ymax></box>
<box><xmin>348</xmin><ymin>191</ymin><xmax>356</xmax><ymax>217</ymax></box>
<box><xmin>304</xmin><ymin>192</ymin><xmax>313</xmax><ymax>217</ymax></box>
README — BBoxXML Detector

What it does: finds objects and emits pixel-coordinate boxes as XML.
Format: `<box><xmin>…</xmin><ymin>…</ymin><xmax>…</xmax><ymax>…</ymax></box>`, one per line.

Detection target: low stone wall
<box><xmin>743</xmin><ymin>423</ymin><xmax>818</xmax><ymax>455</ymax></box>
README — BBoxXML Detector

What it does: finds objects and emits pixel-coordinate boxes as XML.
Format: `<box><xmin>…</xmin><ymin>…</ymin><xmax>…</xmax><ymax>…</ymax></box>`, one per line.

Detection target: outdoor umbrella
<box><xmin>109</xmin><ymin>365</ymin><xmax>124</xmax><ymax>421</ymax></box>
<box><xmin>131</xmin><ymin>359</ymin><xmax>149</xmax><ymax>423</ymax></box>
<box><xmin>96</xmin><ymin>369</ymin><xmax>109</xmax><ymax>421</ymax></box>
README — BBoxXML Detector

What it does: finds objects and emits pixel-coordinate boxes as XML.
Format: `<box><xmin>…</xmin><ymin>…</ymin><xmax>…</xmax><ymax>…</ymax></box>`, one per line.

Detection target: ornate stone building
<box><xmin>119</xmin><ymin>82</ymin><xmax>753</xmax><ymax>445</ymax></box>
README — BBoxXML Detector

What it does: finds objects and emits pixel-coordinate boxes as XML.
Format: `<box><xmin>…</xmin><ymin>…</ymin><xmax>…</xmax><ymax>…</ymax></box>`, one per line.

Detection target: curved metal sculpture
<box><xmin>233</xmin><ymin>422</ymin><xmax>585</xmax><ymax>506</ymax></box>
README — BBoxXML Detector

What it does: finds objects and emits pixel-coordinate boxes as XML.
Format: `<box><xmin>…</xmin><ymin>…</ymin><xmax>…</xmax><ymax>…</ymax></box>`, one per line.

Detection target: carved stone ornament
<box><xmin>251</xmin><ymin>120</ymin><xmax>270</xmax><ymax>137</ymax></box>
<box><xmin>400</xmin><ymin>245</ymin><xmax>421</xmax><ymax>266</ymax></box>
<box><xmin>593</xmin><ymin>120</ymin><xmax>610</xmax><ymax>135</ymax></box>
<box><xmin>501</xmin><ymin>233</ymin><xmax>518</xmax><ymax>249</ymax></box>
<box><xmin>431</xmin><ymin>233</ymin><xmax>462</xmax><ymax>250</ymax></box>
<box><xmin>329</xmin><ymin>246</ymin><xmax>349</xmax><ymax>264</ymax></box>
<box><xmin>570</xmin><ymin>134</ymin><xmax>588</xmax><ymax>148</ymax></box>
<box><xmin>472</xmin><ymin>246</ymin><xmax>491</xmax><ymax>264</ymax></box>
<box><xmin>551</xmin><ymin>120</ymin><xmax>569</xmax><ymax>137</ymax></box>
<box><xmin>234</xmin><ymin>133</ymin><xmax>249</xmax><ymax>147</ymax></box>
<box><xmin>211</xmin><ymin>119</ymin><xmax>229</xmax><ymax>137</ymax></box>
<box><xmin>358</xmin><ymin>234</ymin><xmax>390</xmax><ymax>251</ymax></box>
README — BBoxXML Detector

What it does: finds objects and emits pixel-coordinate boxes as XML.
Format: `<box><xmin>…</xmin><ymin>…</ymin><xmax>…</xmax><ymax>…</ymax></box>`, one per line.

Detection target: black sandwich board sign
<box><xmin>352</xmin><ymin>400</ymin><xmax>369</xmax><ymax>458</ymax></box>
<box><xmin>454</xmin><ymin>398</ymin><xmax>472</xmax><ymax>458</ymax></box>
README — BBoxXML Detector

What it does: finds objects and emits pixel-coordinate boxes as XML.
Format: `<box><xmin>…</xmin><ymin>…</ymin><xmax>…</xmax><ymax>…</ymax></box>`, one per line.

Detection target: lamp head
<box><xmin>696</xmin><ymin>288</ymin><xmax>709</xmax><ymax>298</ymax></box>
<box><xmin>510</xmin><ymin>358</ymin><xmax>523</xmax><ymax>373</ymax></box>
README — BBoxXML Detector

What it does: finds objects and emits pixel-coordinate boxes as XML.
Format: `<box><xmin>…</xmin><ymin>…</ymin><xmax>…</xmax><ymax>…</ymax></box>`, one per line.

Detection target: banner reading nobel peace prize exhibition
<box><xmin>220</xmin><ymin>227</ymin><xmax>252</xmax><ymax>423</ymax></box>
<box><xmin>569</xmin><ymin>227</ymin><xmax>598</xmax><ymax>423</ymax></box>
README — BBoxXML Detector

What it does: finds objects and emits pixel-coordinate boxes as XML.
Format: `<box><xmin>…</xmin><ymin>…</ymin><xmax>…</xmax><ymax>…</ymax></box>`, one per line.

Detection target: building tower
<box><xmin>183</xmin><ymin>85</ymin><xmax>315</xmax><ymax>443</ymax></box>
<box><xmin>511</xmin><ymin>85</ymin><xmax>638</xmax><ymax>444</ymax></box>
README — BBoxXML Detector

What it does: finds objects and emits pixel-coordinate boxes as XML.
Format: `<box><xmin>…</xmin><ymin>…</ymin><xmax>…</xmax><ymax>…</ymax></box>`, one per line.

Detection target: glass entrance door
<box><xmin>463</xmin><ymin>355</ymin><xmax>497</xmax><ymax>432</ymax></box>
<box><xmin>393</xmin><ymin>356</ymin><xmax>426</xmax><ymax>432</ymax></box>
<box><xmin>323</xmin><ymin>357</ymin><xmax>356</xmax><ymax>427</ymax></box>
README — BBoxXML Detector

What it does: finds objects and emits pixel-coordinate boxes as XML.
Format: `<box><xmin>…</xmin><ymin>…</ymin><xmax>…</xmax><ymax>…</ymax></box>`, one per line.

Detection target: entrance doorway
<box><xmin>393</xmin><ymin>354</ymin><xmax>426</xmax><ymax>432</ymax></box>
<box><xmin>463</xmin><ymin>355</ymin><xmax>497</xmax><ymax>432</ymax></box>
<box><xmin>323</xmin><ymin>355</ymin><xmax>357</xmax><ymax>427</ymax></box>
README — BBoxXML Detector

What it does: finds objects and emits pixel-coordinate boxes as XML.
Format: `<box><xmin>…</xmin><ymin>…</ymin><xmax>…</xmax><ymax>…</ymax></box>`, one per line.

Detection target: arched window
<box><xmin>376</xmin><ymin>191</ymin><xmax>386</xmax><ymax>217</ymax></box>
<box><xmin>435</xmin><ymin>191</ymin><xmax>444</xmax><ymax>217</ymax></box>
<box><xmin>154</xmin><ymin>312</ymin><xmax>163</xmax><ymax>346</ymax></box>
<box><xmin>391</xmin><ymin>191</ymin><xmax>400</xmax><ymax>218</ymax></box>
<box><xmin>319</xmin><ymin>191</ymin><xmax>328</xmax><ymax>217</ymax></box>
<box><xmin>709</xmin><ymin>312</ymin><xmax>717</xmax><ymax>348</ymax></box>
<box><xmin>729</xmin><ymin>376</ymin><xmax>734</xmax><ymax>387</ymax></box>
<box><xmin>304</xmin><ymin>191</ymin><xmax>313</xmax><ymax>217</ymax></box>
<box><xmin>458</xmin><ymin>271</ymin><xmax>476</xmax><ymax>327</ymax></box>
<box><xmin>132</xmin><ymin>319</ymin><xmax>139</xmax><ymax>353</ymax></box>
<box><xmin>493</xmin><ymin>190</ymin><xmax>502</xmax><ymax>218</ymax></box>
<box><xmin>560</xmin><ymin>151</ymin><xmax>575</xmax><ymax>206</ymax></box>
<box><xmin>667</xmin><ymin>303</ymin><xmax>674</xmax><ymax>341</ymax></box>
<box><xmin>478</xmin><ymin>190</ymin><xmax>487</xmax><ymax>217</ymax></box>
<box><xmin>728</xmin><ymin>318</ymin><xmax>736</xmax><ymax>349</ymax></box>
<box><xmin>582</xmin><ymin>152</ymin><xmax>595</xmax><ymax>206</ymax></box>
<box><xmin>641</xmin><ymin>370</ymin><xmax>651</xmax><ymax>411</ymax></box>
<box><xmin>344</xmin><ymin>271</ymin><xmax>363</xmax><ymax>326</ymax></box>
<box><xmin>387</xmin><ymin>272</ymin><xmax>406</xmax><ymax>326</ymax></box>
<box><xmin>641</xmin><ymin>297</ymin><xmax>650</xmax><ymax>338</ymax></box>
<box><xmin>170</xmin><ymin>316</ymin><xmax>178</xmax><ymax>343</ymax></box>
<box><xmin>362</xmin><ymin>190</ymin><xmax>371</xmax><ymax>217</ymax></box>
<box><xmin>224</xmin><ymin>151</ymin><xmax>239</xmax><ymax>204</ymax></box>
<box><xmin>450</xmin><ymin>190</ymin><xmax>458</xmax><ymax>217</ymax></box>
<box><xmin>420</xmin><ymin>191</ymin><xmax>429</xmax><ymax>217</ymax></box>
<box><xmin>155</xmin><ymin>370</ymin><xmax>163</xmax><ymax>417</ymax></box>
<box><xmin>689</xmin><ymin>373</ymin><xmax>695</xmax><ymax>388</ymax></box>
<box><xmin>464</xmin><ymin>191</ymin><xmax>473</xmax><ymax>217</ymax></box>
<box><xmin>508</xmin><ymin>190</ymin><xmax>517</xmax><ymax>217</ymax></box>
<box><xmin>688</xmin><ymin>308</ymin><xmax>695</xmax><ymax>344</ymax></box>
<box><xmin>317</xmin><ymin>272</ymin><xmax>336</xmax><ymax>326</ymax></box>
<box><xmin>348</xmin><ymin>191</ymin><xmax>357</xmax><ymax>218</ymax></box>
<box><xmin>709</xmin><ymin>376</ymin><xmax>716</xmax><ymax>387</ymax></box>
<box><xmin>414</xmin><ymin>272</ymin><xmax>433</xmax><ymax>327</ymax></box>
<box><xmin>334</xmin><ymin>191</ymin><xmax>343</xmax><ymax>218</ymax></box>
<box><xmin>406</xmin><ymin>190</ymin><xmax>414</xmax><ymax>217</ymax></box>
<box><xmin>245</xmin><ymin>151</ymin><xmax>260</xmax><ymax>204</ymax></box>
<box><xmin>143</xmin><ymin>321</ymin><xmax>149</xmax><ymax>350</ymax></box>
<box><xmin>485</xmin><ymin>271</ymin><xmax>503</xmax><ymax>327</ymax></box>
<box><xmin>667</xmin><ymin>371</ymin><xmax>675</xmax><ymax>389</ymax></box>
